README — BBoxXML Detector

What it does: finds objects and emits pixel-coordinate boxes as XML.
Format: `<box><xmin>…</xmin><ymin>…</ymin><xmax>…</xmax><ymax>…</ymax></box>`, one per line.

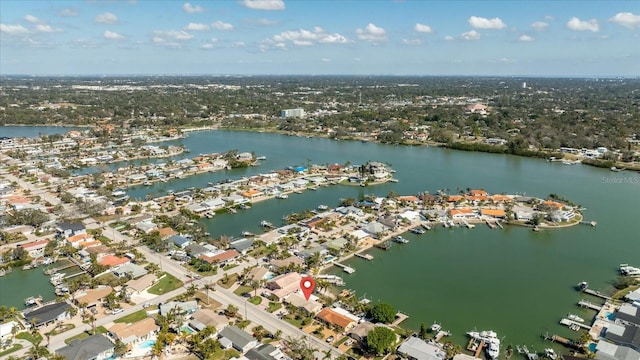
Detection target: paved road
<box><xmin>0</xmin><ymin>171</ymin><xmax>61</xmax><ymax>206</ymax></box>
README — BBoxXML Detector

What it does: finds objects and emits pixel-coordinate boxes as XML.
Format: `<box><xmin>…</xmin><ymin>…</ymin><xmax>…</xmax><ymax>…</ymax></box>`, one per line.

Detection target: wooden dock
<box><xmin>583</xmin><ymin>288</ymin><xmax>611</xmax><ymax>300</ymax></box>
<box><xmin>334</xmin><ymin>263</ymin><xmax>355</xmax><ymax>274</ymax></box>
<box><xmin>486</xmin><ymin>220</ymin><xmax>496</xmax><ymax>229</ymax></box>
<box><xmin>578</xmin><ymin>299</ymin><xmax>603</xmax><ymax>311</ymax></box>
<box><xmin>560</xmin><ymin>318</ymin><xmax>591</xmax><ymax>330</ymax></box>
<box><xmin>375</xmin><ymin>241</ymin><xmax>391</xmax><ymax>250</ymax></box>
<box><xmin>354</xmin><ymin>252</ymin><xmax>374</xmax><ymax>261</ymax></box>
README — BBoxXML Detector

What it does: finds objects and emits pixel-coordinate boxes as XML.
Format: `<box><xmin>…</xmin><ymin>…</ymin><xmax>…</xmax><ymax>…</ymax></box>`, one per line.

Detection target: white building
<box><xmin>281</xmin><ymin>108</ymin><xmax>305</xmax><ymax>118</ymax></box>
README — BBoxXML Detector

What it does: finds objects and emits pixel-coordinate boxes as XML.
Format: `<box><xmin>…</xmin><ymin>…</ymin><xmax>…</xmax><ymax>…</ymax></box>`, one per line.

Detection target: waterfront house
<box><xmin>285</xmin><ymin>293</ymin><xmax>323</xmax><ymax>314</ymax></box>
<box><xmin>361</xmin><ymin>222</ymin><xmax>388</xmax><ymax>238</ymax></box>
<box><xmin>480</xmin><ymin>209</ymin><xmax>506</xmax><ymax>219</ymax></box>
<box><xmin>23</xmin><ymin>302</ymin><xmax>71</xmax><ymax>327</ymax></box>
<box><xmin>617</xmin><ymin>303</ymin><xmax>640</xmax><ymax>328</ymax></box>
<box><xmin>397</xmin><ymin>336</ymin><xmax>446</xmax><ymax>360</ymax></box>
<box><xmin>316</xmin><ymin>307</ymin><xmax>358</xmax><ymax>331</ymax></box>
<box><xmin>198</xmin><ymin>249</ymin><xmax>240</xmax><ymax>265</ymax></box>
<box><xmin>349</xmin><ymin>321</ymin><xmax>376</xmax><ymax>345</ymax></box>
<box><xmin>595</xmin><ymin>341</ymin><xmax>640</xmax><ymax>360</ymax></box>
<box><xmin>219</xmin><ymin>325</ymin><xmax>258</xmax><ymax>353</ymax></box>
<box><xmin>55</xmin><ymin>333</ymin><xmax>114</xmax><ymax>360</ymax></box>
<box><xmin>0</xmin><ymin>321</ymin><xmax>19</xmax><ymax>341</ymax></box>
<box><xmin>67</xmin><ymin>233</ymin><xmax>94</xmax><ymax>248</ymax></box>
<box><xmin>156</xmin><ymin>227</ymin><xmax>178</xmax><ymax>239</ymax></box>
<box><xmin>189</xmin><ymin>309</ymin><xmax>229</xmax><ymax>332</ymax></box>
<box><xmin>98</xmin><ymin>254</ymin><xmax>130</xmax><ymax>267</ymax></box>
<box><xmin>229</xmin><ymin>238</ymin><xmax>255</xmax><ymax>255</ymax></box>
<box><xmin>56</xmin><ymin>222</ymin><xmax>86</xmax><ymax>238</ymax></box>
<box><xmin>18</xmin><ymin>239</ymin><xmax>50</xmax><ymax>258</ymax></box>
<box><xmin>185</xmin><ymin>243</ymin><xmax>209</xmax><ymax>258</ymax></box>
<box><xmin>241</xmin><ymin>189</ymin><xmax>263</xmax><ymax>199</ymax></box>
<box><xmin>604</xmin><ymin>323</ymin><xmax>640</xmax><ymax>351</ymax></box>
<box><xmin>449</xmin><ymin>208</ymin><xmax>476</xmax><ymax>219</ymax></box>
<box><xmin>267</xmin><ymin>272</ymin><xmax>302</xmax><ymax>300</ymax></box>
<box><xmin>75</xmin><ymin>286</ymin><xmax>113</xmax><ymax>309</ymax></box>
<box><xmin>160</xmin><ymin>300</ymin><xmax>198</xmax><ymax>316</ymax></box>
<box><xmin>108</xmin><ymin>317</ymin><xmax>159</xmax><ymax>349</ymax></box>
<box><xmin>270</xmin><ymin>256</ymin><xmax>304</xmax><ymax>271</ymax></box>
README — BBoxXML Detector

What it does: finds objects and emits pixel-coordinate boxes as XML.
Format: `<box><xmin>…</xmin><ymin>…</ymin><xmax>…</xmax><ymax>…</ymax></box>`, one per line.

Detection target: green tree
<box><xmin>419</xmin><ymin>322</ymin><xmax>428</xmax><ymax>339</ymax></box>
<box><xmin>369</xmin><ymin>303</ymin><xmax>396</xmax><ymax>324</ymax></box>
<box><xmin>366</xmin><ymin>326</ymin><xmax>396</xmax><ymax>355</ymax></box>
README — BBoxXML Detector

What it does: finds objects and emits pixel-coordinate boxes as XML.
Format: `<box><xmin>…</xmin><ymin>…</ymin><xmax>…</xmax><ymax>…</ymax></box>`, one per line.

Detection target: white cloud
<box><xmin>256</xmin><ymin>18</ymin><xmax>278</xmax><ymax>26</ymax></box>
<box><xmin>461</xmin><ymin>30</ymin><xmax>481</xmax><ymax>40</ymax></box>
<box><xmin>414</xmin><ymin>23</ymin><xmax>433</xmax><ymax>33</ymax></box>
<box><xmin>153</xmin><ymin>30</ymin><xmax>194</xmax><ymax>41</ymax></box>
<box><xmin>356</xmin><ymin>23</ymin><xmax>387</xmax><ymax>43</ymax></box>
<box><xmin>609</xmin><ymin>12</ymin><xmax>640</xmax><ymax>29</ymax></box>
<box><xmin>212</xmin><ymin>21</ymin><xmax>234</xmax><ymax>31</ymax></box>
<box><xmin>0</xmin><ymin>24</ymin><xmax>30</xmax><ymax>35</ymax></box>
<box><xmin>183</xmin><ymin>3</ymin><xmax>205</xmax><ymax>13</ymax></box>
<box><xmin>402</xmin><ymin>38</ymin><xmax>422</xmax><ymax>45</ymax></box>
<box><xmin>499</xmin><ymin>57</ymin><xmax>515</xmax><ymax>63</ymax></box>
<box><xmin>95</xmin><ymin>12</ymin><xmax>118</xmax><ymax>24</ymax></box>
<box><xmin>444</xmin><ymin>35</ymin><xmax>455</xmax><ymax>41</ymax></box>
<box><xmin>201</xmin><ymin>43</ymin><xmax>215</xmax><ymax>49</ymax></box>
<box><xmin>242</xmin><ymin>0</ymin><xmax>285</xmax><ymax>10</ymax></box>
<box><xmin>232</xmin><ymin>41</ymin><xmax>246</xmax><ymax>47</ymax></box>
<box><xmin>35</xmin><ymin>24</ymin><xmax>62</xmax><ymax>33</ymax></box>
<box><xmin>152</xmin><ymin>37</ymin><xmax>165</xmax><ymax>43</ymax></box>
<box><xmin>272</xmin><ymin>27</ymin><xmax>349</xmax><ymax>46</ymax></box>
<box><xmin>544</xmin><ymin>15</ymin><xmax>555</xmax><ymax>21</ymax></box>
<box><xmin>566</xmin><ymin>17</ymin><xmax>599</xmax><ymax>32</ymax></box>
<box><xmin>59</xmin><ymin>8</ymin><xmax>78</xmax><ymax>17</ymax></box>
<box><xmin>531</xmin><ymin>21</ymin><xmax>548</xmax><ymax>30</ymax></box>
<box><xmin>104</xmin><ymin>30</ymin><xmax>125</xmax><ymax>40</ymax></box>
<box><xmin>24</xmin><ymin>15</ymin><xmax>41</xmax><ymax>24</ymax></box>
<box><xmin>518</xmin><ymin>34</ymin><xmax>534</xmax><ymax>42</ymax></box>
<box><xmin>321</xmin><ymin>58</ymin><xmax>331</xmax><ymax>62</ymax></box>
<box><xmin>185</xmin><ymin>23</ymin><xmax>209</xmax><ymax>31</ymax></box>
<box><xmin>469</xmin><ymin>16</ymin><xmax>506</xmax><ymax>29</ymax></box>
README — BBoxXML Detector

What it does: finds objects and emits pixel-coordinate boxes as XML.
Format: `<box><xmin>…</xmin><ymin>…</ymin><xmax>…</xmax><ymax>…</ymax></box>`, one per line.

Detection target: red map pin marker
<box><xmin>300</xmin><ymin>277</ymin><xmax>315</xmax><ymax>300</ymax></box>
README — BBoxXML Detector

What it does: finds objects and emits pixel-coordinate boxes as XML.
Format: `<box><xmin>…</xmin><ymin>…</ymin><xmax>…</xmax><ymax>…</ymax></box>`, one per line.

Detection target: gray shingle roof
<box><xmin>56</xmin><ymin>334</ymin><xmax>114</xmax><ymax>360</ymax></box>
<box><xmin>23</xmin><ymin>302</ymin><xmax>70</xmax><ymax>326</ymax></box>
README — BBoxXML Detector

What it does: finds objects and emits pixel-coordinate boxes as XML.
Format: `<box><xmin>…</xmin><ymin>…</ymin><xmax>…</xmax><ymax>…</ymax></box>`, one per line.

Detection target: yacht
<box><xmin>544</xmin><ymin>348</ymin><xmax>558</xmax><ymax>360</ymax></box>
<box><xmin>239</xmin><ymin>203</ymin><xmax>251</xmax><ymax>210</ymax></box>
<box><xmin>317</xmin><ymin>205</ymin><xmax>329</xmax><ymax>211</ymax></box>
<box><xmin>620</xmin><ymin>264</ymin><xmax>640</xmax><ymax>276</ymax></box>
<box><xmin>467</xmin><ymin>331</ymin><xmax>500</xmax><ymax>359</ymax></box>
<box><xmin>410</xmin><ymin>227</ymin><xmax>425</xmax><ymax>234</ymax></box>
<box><xmin>276</xmin><ymin>193</ymin><xmax>289</xmax><ymax>199</ymax></box>
<box><xmin>143</xmin><ymin>180</ymin><xmax>152</xmax><ymax>186</ymax></box>
<box><xmin>241</xmin><ymin>231</ymin><xmax>256</xmax><ymax>237</ymax></box>
<box><xmin>577</xmin><ymin>281</ymin><xmax>589</xmax><ymax>291</ymax></box>
<box><xmin>256</xmin><ymin>156</ymin><xmax>267</xmax><ymax>160</ymax></box>
<box><xmin>430</xmin><ymin>322</ymin><xmax>442</xmax><ymax>332</ymax></box>
<box><xmin>260</xmin><ymin>220</ymin><xmax>273</xmax><ymax>228</ymax></box>
<box><xmin>392</xmin><ymin>235</ymin><xmax>409</xmax><ymax>244</ymax></box>
<box><xmin>567</xmin><ymin>313</ymin><xmax>585</xmax><ymax>323</ymax></box>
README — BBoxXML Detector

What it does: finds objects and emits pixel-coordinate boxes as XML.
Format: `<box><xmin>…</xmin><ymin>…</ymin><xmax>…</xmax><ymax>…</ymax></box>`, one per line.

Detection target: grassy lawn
<box><xmin>46</xmin><ymin>323</ymin><xmax>75</xmax><ymax>336</ymax></box>
<box><xmin>148</xmin><ymin>273</ymin><xmax>183</xmax><ymax>295</ymax></box>
<box><xmin>0</xmin><ymin>343</ymin><xmax>23</xmax><ymax>357</ymax></box>
<box><xmin>16</xmin><ymin>331</ymin><xmax>43</xmax><ymax>345</ymax></box>
<box><xmin>218</xmin><ymin>274</ymin><xmax>239</xmax><ymax>289</ymax></box>
<box><xmin>65</xmin><ymin>331</ymin><xmax>90</xmax><ymax>344</ymax></box>
<box><xmin>97</xmin><ymin>325</ymin><xmax>108</xmax><ymax>334</ymax></box>
<box><xmin>233</xmin><ymin>285</ymin><xmax>252</xmax><ymax>296</ymax></box>
<box><xmin>613</xmin><ymin>285</ymin><xmax>639</xmax><ymax>300</ymax></box>
<box><xmin>267</xmin><ymin>302</ymin><xmax>282</xmax><ymax>313</ymax></box>
<box><xmin>223</xmin><ymin>264</ymin><xmax>239</xmax><ymax>271</ymax></box>
<box><xmin>284</xmin><ymin>316</ymin><xmax>305</xmax><ymax>329</ymax></box>
<box><xmin>183</xmin><ymin>263</ymin><xmax>217</xmax><ymax>277</ymax></box>
<box><xmin>114</xmin><ymin>310</ymin><xmax>149</xmax><ymax>324</ymax></box>
<box><xmin>248</xmin><ymin>296</ymin><xmax>262</xmax><ymax>305</ymax></box>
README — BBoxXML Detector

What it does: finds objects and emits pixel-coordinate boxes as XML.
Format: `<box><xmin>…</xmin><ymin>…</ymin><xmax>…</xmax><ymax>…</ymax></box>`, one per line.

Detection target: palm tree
<box><xmin>203</xmin><ymin>283</ymin><xmax>213</xmax><ymax>305</ymax></box>
<box><xmin>505</xmin><ymin>344</ymin><xmax>514</xmax><ymax>360</ymax></box>
<box><xmin>323</xmin><ymin>349</ymin><xmax>333</xmax><ymax>360</ymax></box>
<box><xmin>114</xmin><ymin>339</ymin><xmax>128</xmax><ymax>356</ymax></box>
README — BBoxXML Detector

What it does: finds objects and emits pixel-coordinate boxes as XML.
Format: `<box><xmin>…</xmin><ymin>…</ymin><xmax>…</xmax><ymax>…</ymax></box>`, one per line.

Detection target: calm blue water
<box><xmin>0</xmin><ymin>125</ymin><xmax>82</xmax><ymax>138</ymax></box>
<box><xmin>138</xmin><ymin>340</ymin><xmax>156</xmax><ymax>349</ymax></box>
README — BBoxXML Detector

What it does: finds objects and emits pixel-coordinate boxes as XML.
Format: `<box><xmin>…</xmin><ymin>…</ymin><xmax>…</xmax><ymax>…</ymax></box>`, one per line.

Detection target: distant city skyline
<box><xmin>1</xmin><ymin>0</ymin><xmax>639</xmax><ymax>76</ymax></box>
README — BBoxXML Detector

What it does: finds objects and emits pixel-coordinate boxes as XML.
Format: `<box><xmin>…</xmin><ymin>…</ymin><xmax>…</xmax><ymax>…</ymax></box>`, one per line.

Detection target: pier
<box><xmin>375</xmin><ymin>241</ymin><xmax>391</xmax><ymax>250</ymax></box>
<box><xmin>333</xmin><ymin>263</ymin><xmax>356</xmax><ymax>274</ymax></box>
<box><xmin>578</xmin><ymin>299</ymin><xmax>603</xmax><ymax>311</ymax></box>
<box><xmin>44</xmin><ymin>261</ymin><xmax>76</xmax><ymax>274</ymax></box>
<box><xmin>354</xmin><ymin>252</ymin><xmax>374</xmax><ymax>261</ymax></box>
<box><xmin>486</xmin><ymin>220</ymin><xmax>496</xmax><ymax>229</ymax></box>
<box><xmin>582</xmin><ymin>288</ymin><xmax>611</xmax><ymax>300</ymax></box>
<box><xmin>560</xmin><ymin>318</ymin><xmax>591</xmax><ymax>330</ymax></box>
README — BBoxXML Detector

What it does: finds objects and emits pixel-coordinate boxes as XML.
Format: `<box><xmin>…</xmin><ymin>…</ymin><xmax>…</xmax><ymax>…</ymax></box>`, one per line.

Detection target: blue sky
<box><xmin>1</xmin><ymin>0</ymin><xmax>639</xmax><ymax>76</ymax></box>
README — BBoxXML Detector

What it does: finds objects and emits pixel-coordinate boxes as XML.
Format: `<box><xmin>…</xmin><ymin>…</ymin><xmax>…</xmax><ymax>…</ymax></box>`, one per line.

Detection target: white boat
<box><xmin>241</xmin><ymin>231</ymin><xmax>256</xmax><ymax>237</ymax></box>
<box><xmin>544</xmin><ymin>348</ymin><xmax>558</xmax><ymax>360</ymax></box>
<box><xmin>392</xmin><ymin>235</ymin><xmax>409</xmax><ymax>244</ymax></box>
<box><xmin>260</xmin><ymin>220</ymin><xmax>273</xmax><ymax>228</ymax></box>
<box><xmin>578</xmin><ymin>281</ymin><xmax>589</xmax><ymax>291</ymax></box>
<box><xmin>430</xmin><ymin>322</ymin><xmax>442</xmax><ymax>332</ymax></box>
<box><xmin>567</xmin><ymin>313</ymin><xmax>584</xmax><ymax>323</ymax></box>
<box><xmin>467</xmin><ymin>330</ymin><xmax>499</xmax><ymax>359</ymax></box>
<box><xmin>143</xmin><ymin>180</ymin><xmax>152</xmax><ymax>186</ymax></box>
<box><xmin>276</xmin><ymin>193</ymin><xmax>288</xmax><ymax>199</ymax></box>
<box><xmin>620</xmin><ymin>264</ymin><xmax>640</xmax><ymax>276</ymax></box>
<box><xmin>410</xmin><ymin>227</ymin><xmax>425</xmax><ymax>234</ymax></box>
<box><xmin>256</xmin><ymin>156</ymin><xmax>267</xmax><ymax>160</ymax></box>
<box><xmin>317</xmin><ymin>205</ymin><xmax>329</xmax><ymax>211</ymax></box>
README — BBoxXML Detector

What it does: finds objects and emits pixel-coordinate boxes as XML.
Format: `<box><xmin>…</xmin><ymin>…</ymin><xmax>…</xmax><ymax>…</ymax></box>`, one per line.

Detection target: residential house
<box><xmin>156</xmin><ymin>227</ymin><xmax>178</xmax><ymax>239</ymax></box>
<box><xmin>595</xmin><ymin>341</ymin><xmax>640</xmax><ymax>360</ymax></box>
<box><xmin>361</xmin><ymin>222</ymin><xmax>388</xmax><ymax>238</ymax></box>
<box><xmin>316</xmin><ymin>307</ymin><xmax>358</xmax><ymax>331</ymax></box>
<box><xmin>98</xmin><ymin>254</ymin><xmax>130</xmax><ymax>267</ymax></box>
<box><xmin>604</xmin><ymin>323</ymin><xmax>640</xmax><ymax>351</ymax></box>
<box><xmin>136</xmin><ymin>221</ymin><xmax>157</xmax><ymax>234</ymax></box>
<box><xmin>246</xmin><ymin>266</ymin><xmax>271</xmax><ymax>282</ymax></box>
<box><xmin>18</xmin><ymin>239</ymin><xmax>50</xmax><ymax>258</ymax></box>
<box><xmin>113</xmin><ymin>263</ymin><xmax>148</xmax><ymax>279</ymax></box>
<box><xmin>349</xmin><ymin>321</ymin><xmax>376</xmax><ymax>345</ymax></box>
<box><xmin>67</xmin><ymin>233</ymin><xmax>94</xmax><ymax>248</ymax></box>
<box><xmin>219</xmin><ymin>325</ymin><xmax>258</xmax><ymax>353</ymax></box>
<box><xmin>55</xmin><ymin>333</ymin><xmax>114</xmax><ymax>360</ymax></box>
<box><xmin>23</xmin><ymin>302</ymin><xmax>71</xmax><ymax>327</ymax></box>
<box><xmin>185</xmin><ymin>243</ymin><xmax>209</xmax><ymax>258</ymax></box>
<box><xmin>267</xmin><ymin>272</ymin><xmax>303</xmax><ymax>300</ymax></box>
<box><xmin>246</xmin><ymin>344</ymin><xmax>286</xmax><ymax>360</ymax></box>
<box><xmin>108</xmin><ymin>317</ymin><xmax>159</xmax><ymax>349</ymax></box>
<box><xmin>75</xmin><ymin>286</ymin><xmax>113</xmax><ymax>309</ymax></box>
<box><xmin>397</xmin><ymin>336</ymin><xmax>446</xmax><ymax>360</ymax></box>
<box><xmin>617</xmin><ymin>303</ymin><xmax>640</xmax><ymax>328</ymax></box>
<box><xmin>449</xmin><ymin>208</ymin><xmax>476</xmax><ymax>219</ymax></box>
<box><xmin>56</xmin><ymin>222</ymin><xmax>86</xmax><ymax>238</ymax></box>
<box><xmin>229</xmin><ymin>238</ymin><xmax>254</xmax><ymax>255</ymax></box>
<box><xmin>285</xmin><ymin>293</ymin><xmax>323</xmax><ymax>314</ymax></box>
<box><xmin>169</xmin><ymin>235</ymin><xmax>192</xmax><ymax>249</ymax></box>
<box><xmin>269</xmin><ymin>256</ymin><xmax>304</xmax><ymax>271</ymax></box>
<box><xmin>480</xmin><ymin>209</ymin><xmax>506</xmax><ymax>220</ymax></box>
<box><xmin>159</xmin><ymin>300</ymin><xmax>198</xmax><ymax>316</ymax></box>
<box><xmin>126</xmin><ymin>274</ymin><xmax>157</xmax><ymax>295</ymax></box>
<box><xmin>0</xmin><ymin>321</ymin><xmax>19</xmax><ymax>341</ymax></box>
<box><xmin>198</xmin><ymin>250</ymin><xmax>240</xmax><ymax>265</ymax></box>
<box><xmin>188</xmin><ymin>309</ymin><xmax>229</xmax><ymax>332</ymax></box>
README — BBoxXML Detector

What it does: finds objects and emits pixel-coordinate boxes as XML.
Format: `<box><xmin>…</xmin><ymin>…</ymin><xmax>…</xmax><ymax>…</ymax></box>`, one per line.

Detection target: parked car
<box><xmin>112</xmin><ymin>308</ymin><xmax>124</xmax><ymax>314</ymax></box>
<box><xmin>326</xmin><ymin>336</ymin><xmax>334</xmax><ymax>343</ymax></box>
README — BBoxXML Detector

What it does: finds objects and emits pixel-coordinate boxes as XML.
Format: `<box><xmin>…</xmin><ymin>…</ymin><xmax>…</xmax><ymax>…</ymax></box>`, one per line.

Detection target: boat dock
<box><xmin>354</xmin><ymin>252</ymin><xmax>374</xmax><ymax>261</ymax></box>
<box><xmin>578</xmin><ymin>299</ymin><xmax>603</xmax><ymax>311</ymax></box>
<box><xmin>486</xmin><ymin>220</ymin><xmax>496</xmax><ymax>229</ymax></box>
<box><xmin>44</xmin><ymin>262</ymin><xmax>76</xmax><ymax>274</ymax></box>
<box><xmin>582</xmin><ymin>288</ymin><xmax>611</xmax><ymax>300</ymax></box>
<box><xmin>375</xmin><ymin>241</ymin><xmax>391</xmax><ymax>250</ymax></box>
<box><xmin>463</xmin><ymin>220</ymin><xmax>475</xmax><ymax>229</ymax></box>
<box><xmin>316</xmin><ymin>274</ymin><xmax>344</xmax><ymax>286</ymax></box>
<box><xmin>560</xmin><ymin>318</ymin><xmax>591</xmax><ymax>330</ymax></box>
<box><xmin>466</xmin><ymin>338</ymin><xmax>485</xmax><ymax>358</ymax></box>
<box><xmin>334</xmin><ymin>263</ymin><xmax>356</xmax><ymax>274</ymax></box>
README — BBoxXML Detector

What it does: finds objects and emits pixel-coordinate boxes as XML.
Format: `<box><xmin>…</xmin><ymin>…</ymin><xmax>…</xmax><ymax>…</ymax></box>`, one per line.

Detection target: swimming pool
<box><xmin>606</xmin><ymin>312</ymin><xmax>616</xmax><ymax>320</ymax></box>
<box><xmin>138</xmin><ymin>340</ymin><xmax>156</xmax><ymax>349</ymax></box>
<box><xmin>180</xmin><ymin>325</ymin><xmax>195</xmax><ymax>334</ymax></box>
